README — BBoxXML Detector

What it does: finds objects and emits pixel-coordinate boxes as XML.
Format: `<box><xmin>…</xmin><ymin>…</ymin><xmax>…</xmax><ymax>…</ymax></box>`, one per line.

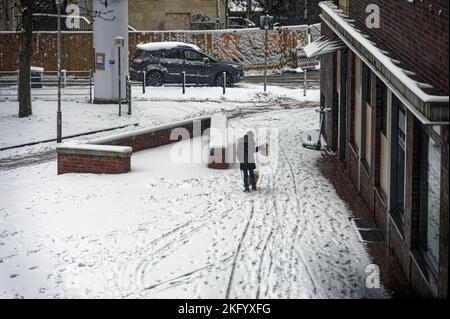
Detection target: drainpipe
<box><xmin>225</xmin><ymin>0</ymin><xmax>229</xmax><ymax>29</ymax></box>
<box><xmin>304</xmin><ymin>0</ymin><xmax>308</xmax><ymax>22</ymax></box>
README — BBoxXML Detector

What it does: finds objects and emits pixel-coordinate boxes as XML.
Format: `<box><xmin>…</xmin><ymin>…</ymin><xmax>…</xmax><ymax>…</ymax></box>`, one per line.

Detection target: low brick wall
<box><xmin>57</xmin><ymin>145</ymin><xmax>132</xmax><ymax>175</ymax></box>
<box><xmin>57</xmin><ymin>116</ymin><xmax>212</xmax><ymax>175</ymax></box>
<box><xmin>89</xmin><ymin>117</ymin><xmax>211</xmax><ymax>151</ymax></box>
<box><xmin>207</xmin><ymin>113</ymin><xmax>229</xmax><ymax>170</ymax></box>
<box><xmin>208</xmin><ymin>148</ymin><xmax>229</xmax><ymax>169</ymax></box>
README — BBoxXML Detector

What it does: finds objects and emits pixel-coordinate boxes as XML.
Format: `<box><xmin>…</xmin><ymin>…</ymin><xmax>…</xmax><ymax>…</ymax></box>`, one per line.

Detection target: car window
<box><xmin>135</xmin><ymin>49</ymin><xmax>146</xmax><ymax>58</ymax></box>
<box><xmin>149</xmin><ymin>50</ymin><xmax>164</xmax><ymax>58</ymax></box>
<box><xmin>184</xmin><ymin>49</ymin><xmax>205</xmax><ymax>61</ymax></box>
<box><xmin>164</xmin><ymin>48</ymin><xmax>181</xmax><ymax>59</ymax></box>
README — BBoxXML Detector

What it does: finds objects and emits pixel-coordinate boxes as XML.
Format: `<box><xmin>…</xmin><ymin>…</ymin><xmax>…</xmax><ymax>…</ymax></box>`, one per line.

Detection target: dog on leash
<box><xmin>253</xmin><ymin>169</ymin><xmax>261</xmax><ymax>186</ymax></box>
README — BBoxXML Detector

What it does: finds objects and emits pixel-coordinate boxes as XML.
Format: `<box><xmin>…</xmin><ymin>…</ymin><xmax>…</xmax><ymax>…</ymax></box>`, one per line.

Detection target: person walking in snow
<box><xmin>237</xmin><ymin>131</ymin><xmax>260</xmax><ymax>192</ymax></box>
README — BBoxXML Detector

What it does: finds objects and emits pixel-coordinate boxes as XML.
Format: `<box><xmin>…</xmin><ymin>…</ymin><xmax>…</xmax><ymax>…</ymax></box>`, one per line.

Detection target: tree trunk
<box><xmin>18</xmin><ymin>0</ymin><xmax>33</xmax><ymax>118</ymax></box>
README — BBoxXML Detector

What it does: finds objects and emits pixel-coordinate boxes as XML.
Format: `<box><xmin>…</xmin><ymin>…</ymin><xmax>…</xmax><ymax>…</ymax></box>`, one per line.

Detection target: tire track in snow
<box><xmin>225</xmin><ymin>200</ymin><xmax>255</xmax><ymax>299</ymax></box>
<box><xmin>280</xmin><ymin>140</ymin><xmax>322</xmax><ymax>298</ymax></box>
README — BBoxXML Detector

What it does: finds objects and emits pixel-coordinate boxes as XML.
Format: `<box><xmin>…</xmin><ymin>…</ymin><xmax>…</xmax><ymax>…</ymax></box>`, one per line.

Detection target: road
<box><xmin>242</xmin><ymin>71</ymin><xmax>321</xmax><ymax>89</ymax></box>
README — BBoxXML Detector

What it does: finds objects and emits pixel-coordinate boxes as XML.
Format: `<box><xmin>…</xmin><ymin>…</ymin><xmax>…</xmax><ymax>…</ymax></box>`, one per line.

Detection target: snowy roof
<box><xmin>136</xmin><ymin>42</ymin><xmax>201</xmax><ymax>52</ymax></box>
<box><xmin>320</xmin><ymin>1</ymin><xmax>449</xmax><ymax>106</ymax></box>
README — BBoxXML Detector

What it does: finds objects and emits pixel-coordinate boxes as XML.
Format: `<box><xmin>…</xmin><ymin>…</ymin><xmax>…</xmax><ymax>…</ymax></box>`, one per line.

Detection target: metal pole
<box><xmin>127</xmin><ymin>75</ymin><xmax>131</xmax><ymax>115</ymax></box>
<box><xmin>89</xmin><ymin>70</ymin><xmax>92</xmax><ymax>103</ymax></box>
<box><xmin>142</xmin><ymin>71</ymin><xmax>146</xmax><ymax>94</ymax></box>
<box><xmin>304</xmin><ymin>0</ymin><xmax>308</xmax><ymax>21</ymax></box>
<box><xmin>118</xmin><ymin>46</ymin><xmax>121</xmax><ymax>117</ymax></box>
<box><xmin>225</xmin><ymin>0</ymin><xmax>229</xmax><ymax>29</ymax></box>
<box><xmin>304</xmin><ymin>68</ymin><xmax>307</xmax><ymax>96</ymax></box>
<box><xmin>223</xmin><ymin>72</ymin><xmax>226</xmax><ymax>94</ymax></box>
<box><xmin>216</xmin><ymin>0</ymin><xmax>220</xmax><ymax>29</ymax></box>
<box><xmin>264</xmin><ymin>29</ymin><xmax>268</xmax><ymax>92</ymax></box>
<box><xmin>56</xmin><ymin>4</ymin><xmax>62</xmax><ymax>143</ymax></box>
<box><xmin>182</xmin><ymin>71</ymin><xmax>186</xmax><ymax>94</ymax></box>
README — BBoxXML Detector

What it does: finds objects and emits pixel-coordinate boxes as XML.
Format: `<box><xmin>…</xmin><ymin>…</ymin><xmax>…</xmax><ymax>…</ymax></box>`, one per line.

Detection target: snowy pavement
<box><xmin>0</xmin><ymin>108</ymin><xmax>388</xmax><ymax>299</ymax></box>
<box><xmin>0</xmin><ymin>84</ymin><xmax>319</xmax><ymax>160</ymax></box>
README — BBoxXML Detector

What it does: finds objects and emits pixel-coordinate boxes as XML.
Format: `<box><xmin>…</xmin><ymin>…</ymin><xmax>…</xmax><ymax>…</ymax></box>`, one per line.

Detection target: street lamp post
<box><xmin>215</xmin><ymin>0</ymin><xmax>221</xmax><ymax>29</ymax></box>
<box><xmin>260</xmin><ymin>14</ymin><xmax>273</xmax><ymax>92</ymax></box>
<box><xmin>115</xmin><ymin>36</ymin><xmax>124</xmax><ymax>116</ymax></box>
<box><xmin>56</xmin><ymin>0</ymin><xmax>63</xmax><ymax>143</ymax></box>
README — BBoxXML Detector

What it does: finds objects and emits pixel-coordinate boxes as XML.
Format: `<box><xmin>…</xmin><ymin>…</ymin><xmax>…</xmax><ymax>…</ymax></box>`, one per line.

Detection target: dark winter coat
<box><xmin>236</xmin><ymin>137</ymin><xmax>259</xmax><ymax>170</ymax></box>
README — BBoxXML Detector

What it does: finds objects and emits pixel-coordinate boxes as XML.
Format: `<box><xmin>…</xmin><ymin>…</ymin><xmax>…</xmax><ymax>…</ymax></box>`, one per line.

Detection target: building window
<box><xmin>376</xmin><ymin>78</ymin><xmax>388</xmax><ymax>136</ymax></box>
<box><xmin>361</xmin><ymin>62</ymin><xmax>372</xmax><ymax>167</ymax></box>
<box><xmin>420</xmin><ymin>128</ymin><xmax>441</xmax><ymax>274</ymax></box>
<box><xmin>391</xmin><ymin>95</ymin><xmax>406</xmax><ymax>232</ymax></box>
<box><xmin>363</xmin><ymin>63</ymin><xmax>372</xmax><ymax>106</ymax></box>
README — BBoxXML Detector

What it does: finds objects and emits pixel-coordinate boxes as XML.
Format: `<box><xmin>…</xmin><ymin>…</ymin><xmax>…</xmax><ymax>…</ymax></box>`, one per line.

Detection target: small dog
<box><xmin>253</xmin><ymin>169</ymin><xmax>261</xmax><ymax>186</ymax></box>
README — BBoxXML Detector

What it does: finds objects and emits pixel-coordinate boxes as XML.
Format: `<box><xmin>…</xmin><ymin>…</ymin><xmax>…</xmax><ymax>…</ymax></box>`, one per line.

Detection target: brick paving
<box><xmin>318</xmin><ymin>153</ymin><xmax>417</xmax><ymax>299</ymax></box>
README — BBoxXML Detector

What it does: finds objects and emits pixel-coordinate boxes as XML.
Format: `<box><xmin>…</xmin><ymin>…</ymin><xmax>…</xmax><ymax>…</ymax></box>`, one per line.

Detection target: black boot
<box><xmin>252</xmin><ymin>185</ymin><xmax>257</xmax><ymax>191</ymax></box>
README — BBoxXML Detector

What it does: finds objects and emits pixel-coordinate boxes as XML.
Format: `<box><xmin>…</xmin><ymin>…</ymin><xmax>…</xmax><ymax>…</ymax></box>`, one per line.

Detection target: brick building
<box><xmin>314</xmin><ymin>1</ymin><xmax>448</xmax><ymax>298</ymax></box>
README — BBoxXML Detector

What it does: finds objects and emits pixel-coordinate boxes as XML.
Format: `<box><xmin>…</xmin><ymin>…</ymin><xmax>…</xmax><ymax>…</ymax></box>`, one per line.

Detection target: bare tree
<box><xmin>0</xmin><ymin>0</ymin><xmax>116</xmax><ymax>118</ymax></box>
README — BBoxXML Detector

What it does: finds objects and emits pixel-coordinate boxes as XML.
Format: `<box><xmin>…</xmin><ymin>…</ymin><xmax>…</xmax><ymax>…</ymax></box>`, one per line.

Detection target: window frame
<box><xmin>419</xmin><ymin>125</ymin><xmax>442</xmax><ymax>278</ymax></box>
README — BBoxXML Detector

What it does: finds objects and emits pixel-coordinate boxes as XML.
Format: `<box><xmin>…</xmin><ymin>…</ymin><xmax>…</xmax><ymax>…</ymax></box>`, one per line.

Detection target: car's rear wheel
<box><xmin>214</xmin><ymin>72</ymin><xmax>233</xmax><ymax>87</ymax></box>
<box><xmin>146</xmin><ymin>71</ymin><xmax>164</xmax><ymax>86</ymax></box>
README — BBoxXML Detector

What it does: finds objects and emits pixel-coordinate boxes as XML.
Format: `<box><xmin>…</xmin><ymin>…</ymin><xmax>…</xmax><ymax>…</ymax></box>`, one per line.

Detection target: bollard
<box><xmin>182</xmin><ymin>71</ymin><xmax>186</xmax><ymax>94</ymax></box>
<box><xmin>223</xmin><ymin>72</ymin><xmax>226</xmax><ymax>95</ymax></box>
<box><xmin>142</xmin><ymin>71</ymin><xmax>146</xmax><ymax>94</ymax></box>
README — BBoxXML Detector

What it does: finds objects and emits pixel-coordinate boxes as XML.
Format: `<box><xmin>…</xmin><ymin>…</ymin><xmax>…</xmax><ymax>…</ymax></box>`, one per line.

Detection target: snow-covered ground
<box><xmin>0</xmin><ymin>107</ymin><xmax>388</xmax><ymax>299</ymax></box>
<box><xmin>0</xmin><ymin>84</ymin><xmax>319</xmax><ymax>154</ymax></box>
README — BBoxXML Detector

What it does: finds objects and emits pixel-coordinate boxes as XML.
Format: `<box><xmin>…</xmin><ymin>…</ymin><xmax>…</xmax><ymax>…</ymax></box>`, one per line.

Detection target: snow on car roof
<box><xmin>136</xmin><ymin>42</ymin><xmax>201</xmax><ymax>52</ymax></box>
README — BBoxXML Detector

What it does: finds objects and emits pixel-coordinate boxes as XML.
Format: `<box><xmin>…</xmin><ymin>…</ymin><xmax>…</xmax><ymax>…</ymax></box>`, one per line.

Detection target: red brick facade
<box><xmin>208</xmin><ymin>148</ymin><xmax>229</xmax><ymax>169</ymax></box>
<box><xmin>347</xmin><ymin>0</ymin><xmax>449</xmax><ymax>95</ymax></box>
<box><xmin>322</xmin><ymin>1</ymin><xmax>449</xmax><ymax>298</ymax></box>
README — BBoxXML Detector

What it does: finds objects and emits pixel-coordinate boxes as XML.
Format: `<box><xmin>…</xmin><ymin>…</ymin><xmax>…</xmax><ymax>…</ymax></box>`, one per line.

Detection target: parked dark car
<box><xmin>130</xmin><ymin>42</ymin><xmax>245</xmax><ymax>87</ymax></box>
<box><xmin>227</xmin><ymin>17</ymin><xmax>257</xmax><ymax>29</ymax></box>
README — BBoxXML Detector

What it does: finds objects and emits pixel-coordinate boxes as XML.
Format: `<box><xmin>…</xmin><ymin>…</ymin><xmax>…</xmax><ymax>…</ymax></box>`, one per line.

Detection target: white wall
<box><xmin>93</xmin><ymin>0</ymin><xmax>129</xmax><ymax>103</ymax></box>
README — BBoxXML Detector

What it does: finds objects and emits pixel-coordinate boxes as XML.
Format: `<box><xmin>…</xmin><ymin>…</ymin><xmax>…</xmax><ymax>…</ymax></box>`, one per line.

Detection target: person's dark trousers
<box><xmin>242</xmin><ymin>169</ymin><xmax>257</xmax><ymax>191</ymax></box>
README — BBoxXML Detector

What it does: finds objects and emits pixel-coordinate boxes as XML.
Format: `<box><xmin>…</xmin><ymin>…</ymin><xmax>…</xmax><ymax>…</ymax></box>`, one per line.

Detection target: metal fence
<box><xmin>0</xmin><ymin>70</ymin><xmax>93</xmax><ymax>102</ymax></box>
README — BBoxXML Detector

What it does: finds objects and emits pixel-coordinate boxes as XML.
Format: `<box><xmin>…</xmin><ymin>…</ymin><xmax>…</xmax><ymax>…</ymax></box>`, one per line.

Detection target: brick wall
<box><xmin>57</xmin><ymin>117</ymin><xmax>212</xmax><ymax>175</ymax></box>
<box><xmin>348</xmin><ymin>0</ymin><xmax>449</xmax><ymax>95</ymax></box>
<box><xmin>208</xmin><ymin>148</ymin><xmax>229</xmax><ymax>170</ymax></box>
<box><xmin>57</xmin><ymin>153</ymin><xmax>130</xmax><ymax>175</ymax></box>
<box><xmin>359</xmin><ymin>164</ymin><xmax>374</xmax><ymax>213</ymax></box>
<box><xmin>374</xmin><ymin>189</ymin><xmax>387</xmax><ymax>236</ymax></box>
<box><xmin>97</xmin><ymin>118</ymin><xmax>211</xmax><ymax>151</ymax></box>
